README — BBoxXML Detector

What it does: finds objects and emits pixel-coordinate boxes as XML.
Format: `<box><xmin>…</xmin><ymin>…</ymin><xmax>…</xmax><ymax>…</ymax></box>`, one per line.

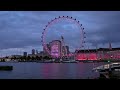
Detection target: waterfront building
<box><xmin>32</xmin><ymin>49</ymin><xmax>35</xmax><ymax>55</ymax></box>
<box><xmin>36</xmin><ymin>50</ymin><xmax>38</xmax><ymax>54</ymax></box>
<box><xmin>75</xmin><ymin>49</ymin><xmax>97</xmax><ymax>60</ymax></box>
<box><xmin>36</xmin><ymin>51</ymin><xmax>50</xmax><ymax>57</ymax></box>
<box><xmin>49</xmin><ymin>40</ymin><xmax>62</xmax><ymax>58</ymax></box>
<box><xmin>23</xmin><ymin>52</ymin><xmax>27</xmax><ymax>56</ymax></box>
<box><xmin>11</xmin><ymin>55</ymin><xmax>22</xmax><ymax>58</ymax></box>
<box><xmin>75</xmin><ymin>48</ymin><xmax>120</xmax><ymax>61</ymax></box>
<box><xmin>65</xmin><ymin>46</ymin><xmax>69</xmax><ymax>54</ymax></box>
<box><xmin>28</xmin><ymin>54</ymin><xmax>36</xmax><ymax>57</ymax></box>
<box><xmin>43</xmin><ymin>44</ymin><xmax>50</xmax><ymax>55</ymax></box>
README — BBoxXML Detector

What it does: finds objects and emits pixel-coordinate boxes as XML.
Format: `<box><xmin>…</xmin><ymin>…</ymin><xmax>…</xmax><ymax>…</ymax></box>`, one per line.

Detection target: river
<box><xmin>0</xmin><ymin>62</ymin><xmax>108</xmax><ymax>79</ymax></box>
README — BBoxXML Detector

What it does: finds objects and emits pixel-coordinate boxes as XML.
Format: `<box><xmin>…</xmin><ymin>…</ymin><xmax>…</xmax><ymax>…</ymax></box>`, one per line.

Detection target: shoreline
<box><xmin>0</xmin><ymin>60</ymin><xmax>120</xmax><ymax>63</ymax></box>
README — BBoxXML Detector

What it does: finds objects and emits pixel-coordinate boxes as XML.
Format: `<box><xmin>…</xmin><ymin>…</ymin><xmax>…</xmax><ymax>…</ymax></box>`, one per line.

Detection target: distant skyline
<box><xmin>0</xmin><ymin>11</ymin><xmax>120</xmax><ymax>56</ymax></box>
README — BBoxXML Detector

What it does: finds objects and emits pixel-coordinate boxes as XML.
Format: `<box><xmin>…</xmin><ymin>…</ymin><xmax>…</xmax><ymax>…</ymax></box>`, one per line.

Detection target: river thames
<box><xmin>0</xmin><ymin>62</ymin><xmax>108</xmax><ymax>79</ymax></box>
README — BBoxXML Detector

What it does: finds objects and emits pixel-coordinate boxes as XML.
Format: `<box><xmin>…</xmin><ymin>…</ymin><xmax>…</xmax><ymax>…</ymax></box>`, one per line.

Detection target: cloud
<box><xmin>0</xmin><ymin>11</ymin><xmax>120</xmax><ymax>55</ymax></box>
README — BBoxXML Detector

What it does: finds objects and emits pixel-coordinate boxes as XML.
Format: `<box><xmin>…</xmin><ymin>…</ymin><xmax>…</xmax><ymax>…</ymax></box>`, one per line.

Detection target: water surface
<box><xmin>0</xmin><ymin>62</ymin><xmax>107</xmax><ymax>79</ymax></box>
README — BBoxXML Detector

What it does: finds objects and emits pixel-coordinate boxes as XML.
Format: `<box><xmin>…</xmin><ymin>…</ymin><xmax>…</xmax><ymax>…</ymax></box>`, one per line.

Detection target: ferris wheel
<box><xmin>41</xmin><ymin>16</ymin><xmax>86</xmax><ymax>58</ymax></box>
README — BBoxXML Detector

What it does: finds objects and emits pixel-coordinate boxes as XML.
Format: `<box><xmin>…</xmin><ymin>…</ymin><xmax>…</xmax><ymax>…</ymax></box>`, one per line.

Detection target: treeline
<box><xmin>1</xmin><ymin>56</ymin><xmax>71</xmax><ymax>62</ymax></box>
<box><xmin>10</xmin><ymin>56</ymin><xmax>53</xmax><ymax>61</ymax></box>
<box><xmin>0</xmin><ymin>59</ymin><xmax>5</xmax><ymax>62</ymax></box>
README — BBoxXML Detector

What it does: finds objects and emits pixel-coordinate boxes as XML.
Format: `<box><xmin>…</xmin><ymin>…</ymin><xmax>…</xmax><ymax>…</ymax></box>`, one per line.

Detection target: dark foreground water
<box><xmin>0</xmin><ymin>62</ymin><xmax>108</xmax><ymax>79</ymax></box>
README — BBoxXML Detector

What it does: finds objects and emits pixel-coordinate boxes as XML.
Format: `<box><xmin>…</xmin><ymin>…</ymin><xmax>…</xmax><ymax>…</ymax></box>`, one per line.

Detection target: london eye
<box><xmin>41</xmin><ymin>16</ymin><xmax>86</xmax><ymax>58</ymax></box>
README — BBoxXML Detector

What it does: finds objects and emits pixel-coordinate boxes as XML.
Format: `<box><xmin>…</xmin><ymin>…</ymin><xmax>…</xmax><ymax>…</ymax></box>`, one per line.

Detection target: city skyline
<box><xmin>0</xmin><ymin>11</ymin><xmax>120</xmax><ymax>56</ymax></box>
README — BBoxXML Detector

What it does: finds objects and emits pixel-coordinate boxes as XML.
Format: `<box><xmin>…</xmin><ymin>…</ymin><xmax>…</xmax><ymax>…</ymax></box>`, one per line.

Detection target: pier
<box><xmin>92</xmin><ymin>62</ymin><xmax>120</xmax><ymax>79</ymax></box>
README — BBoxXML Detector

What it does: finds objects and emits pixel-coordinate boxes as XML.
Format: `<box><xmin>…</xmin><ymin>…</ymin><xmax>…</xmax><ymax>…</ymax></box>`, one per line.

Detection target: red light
<box><xmin>76</xmin><ymin>53</ymin><xmax>97</xmax><ymax>60</ymax></box>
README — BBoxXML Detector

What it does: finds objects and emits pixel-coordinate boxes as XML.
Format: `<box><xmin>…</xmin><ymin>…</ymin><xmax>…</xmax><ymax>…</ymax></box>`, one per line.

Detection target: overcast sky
<box><xmin>0</xmin><ymin>11</ymin><xmax>120</xmax><ymax>56</ymax></box>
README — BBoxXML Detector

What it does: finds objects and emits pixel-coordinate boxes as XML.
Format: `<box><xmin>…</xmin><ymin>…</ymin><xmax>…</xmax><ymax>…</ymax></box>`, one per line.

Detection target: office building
<box><xmin>23</xmin><ymin>52</ymin><xmax>27</xmax><ymax>56</ymax></box>
<box><xmin>32</xmin><ymin>49</ymin><xmax>35</xmax><ymax>55</ymax></box>
<box><xmin>49</xmin><ymin>40</ymin><xmax>62</xmax><ymax>58</ymax></box>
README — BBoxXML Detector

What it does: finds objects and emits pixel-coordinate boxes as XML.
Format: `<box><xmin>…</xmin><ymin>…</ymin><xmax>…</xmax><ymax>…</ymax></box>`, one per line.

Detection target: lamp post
<box><xmin>111</xmin><ymin>55</ymin><xmax>113</xmax><ymax>60</ymax></box>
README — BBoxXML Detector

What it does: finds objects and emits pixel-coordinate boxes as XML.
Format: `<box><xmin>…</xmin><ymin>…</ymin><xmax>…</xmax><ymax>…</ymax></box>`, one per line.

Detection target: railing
<box><xmin>92</xmin><ymin>62</ymin><xmax>120</xmax><ymax>72</ymax></box>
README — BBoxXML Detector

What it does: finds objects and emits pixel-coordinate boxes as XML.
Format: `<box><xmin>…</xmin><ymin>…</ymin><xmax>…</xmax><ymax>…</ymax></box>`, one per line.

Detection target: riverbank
<box><xmin>1</xmin><ymin>59</ymin><xmax>120</xmax><ymax>63</ymax></box>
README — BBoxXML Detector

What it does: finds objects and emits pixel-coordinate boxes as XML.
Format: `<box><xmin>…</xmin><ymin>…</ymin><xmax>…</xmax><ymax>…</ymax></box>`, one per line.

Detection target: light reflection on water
<box><xmin>0</xmin><ymin>62</ymin><xmax>107</xmax><ymax>79</ymax></box>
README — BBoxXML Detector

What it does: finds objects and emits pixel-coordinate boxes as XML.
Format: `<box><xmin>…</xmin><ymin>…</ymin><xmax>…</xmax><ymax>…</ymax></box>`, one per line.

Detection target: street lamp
<box><xmin>111</xmin><ymin>55</ymin><xmax>113</xmax><ymax>60</ymax></box>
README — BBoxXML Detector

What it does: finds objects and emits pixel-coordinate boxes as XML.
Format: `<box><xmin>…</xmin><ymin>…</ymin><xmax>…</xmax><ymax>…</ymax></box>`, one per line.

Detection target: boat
<box><xmin>69</xmin><ymin>60</ymin><xmax>79</xmax><ymax>63</ymax></box>
<box><xmin>83</xmin><ymin>60</ymin><xmax>94</xmax><ymax>63</ymax></box>
<box><xmin>0</xmin><ymin>66</ymin><xmax>13</xmax><ymax>71</ymax></box>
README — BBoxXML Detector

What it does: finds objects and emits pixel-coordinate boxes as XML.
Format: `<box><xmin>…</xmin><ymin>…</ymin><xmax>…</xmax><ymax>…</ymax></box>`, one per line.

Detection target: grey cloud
<box><xmin>0</xmin><ymin>11</ymin><xmax>120</xmax><ymax>55</ymax></box>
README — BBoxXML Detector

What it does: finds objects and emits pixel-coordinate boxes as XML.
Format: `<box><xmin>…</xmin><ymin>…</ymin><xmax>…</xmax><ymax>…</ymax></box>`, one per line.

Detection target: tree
<box><xmin>40</xmin><ymin>56</ymin><xmax>42</xmax><ymax>60</ymax></box>
<box><xmin>13</xmin><ymin>56</ymin><xmax>16</xmax><ymax>60</ymax></box>
<box><xmin>20</xmin><ymin>56</ymin><xmax>23</xmax><ymax>61</ymax></box>
<box><xmin>32</xmin><ymin>56</ymin><xmax>34</xmax><ymax>61</ymax></box>
<box><xmin>27</xmin><ymin>56</ymin><xmax>30</xmax><ymax>61</ymax></box>
<box><xmin>36</xmin><ymin>56</ymin><xmax>39</xmax><ymax>60</ymax></box>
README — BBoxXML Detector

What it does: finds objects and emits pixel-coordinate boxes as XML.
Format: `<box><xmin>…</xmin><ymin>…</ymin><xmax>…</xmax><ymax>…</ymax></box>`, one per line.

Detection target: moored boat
<box><xmin>0</xmin><ymin>66</ymin><xmax>13</xmax><ymax>71</ymax></box>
